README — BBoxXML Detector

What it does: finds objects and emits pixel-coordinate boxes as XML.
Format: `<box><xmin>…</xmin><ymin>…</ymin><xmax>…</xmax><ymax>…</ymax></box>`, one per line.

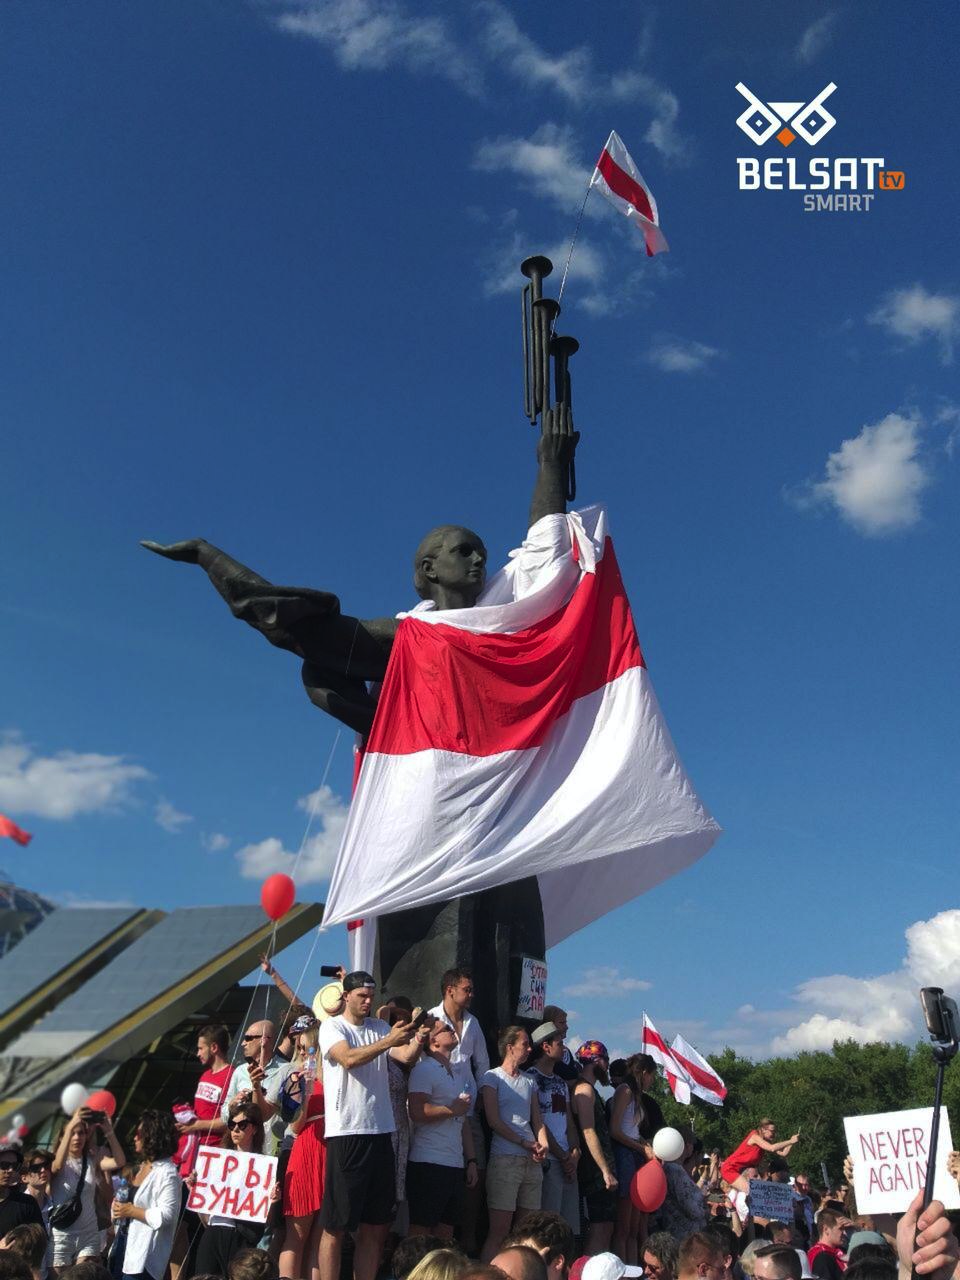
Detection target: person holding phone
<box><xmin>50</xmin><ymin>1106</ymin><xmax>126</xmax><ymax>1271</ymax></box>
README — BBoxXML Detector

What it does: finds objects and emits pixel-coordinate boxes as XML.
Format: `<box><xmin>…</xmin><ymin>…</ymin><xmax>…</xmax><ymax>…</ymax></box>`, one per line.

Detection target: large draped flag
<box><xmin>0</xmin><ymin>814</ymin><xmax>31</xmax><ymax>847</ymax></box>
<box><xmin>590</xmin><ymin>131</ymin><xmax>669</xmax><ymax>257</ymax></box>
<box><xmin>671</xmin><ymin>1033</ymin><xmax>727</xmax><ymax>1106</ymax></box>
<box><xmin>325</xmin><ymin>506</ymin><xmax>719</xmax><ymax>949</ymax></box>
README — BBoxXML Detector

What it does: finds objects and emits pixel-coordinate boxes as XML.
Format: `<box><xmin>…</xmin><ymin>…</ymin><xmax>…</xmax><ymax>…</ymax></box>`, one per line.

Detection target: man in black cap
<box><xmin>316</xmin><ymin>971</ymin><xmax>429</xmax><ymax>1280</ymax></box>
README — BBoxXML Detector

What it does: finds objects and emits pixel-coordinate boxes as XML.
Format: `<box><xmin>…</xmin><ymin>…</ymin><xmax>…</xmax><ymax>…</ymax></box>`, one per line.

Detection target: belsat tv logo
<box><xmin>735</xmin><ymin>82</ymin><xmax>905</xmax><ymax>211</ymax></box>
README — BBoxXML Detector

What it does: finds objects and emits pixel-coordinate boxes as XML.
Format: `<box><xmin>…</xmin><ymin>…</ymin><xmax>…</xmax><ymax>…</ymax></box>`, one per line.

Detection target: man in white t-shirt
<box><xmin>317</xmin><ymin>970</ymin><xmax>427</xmax><ymax>1280</ymax></box>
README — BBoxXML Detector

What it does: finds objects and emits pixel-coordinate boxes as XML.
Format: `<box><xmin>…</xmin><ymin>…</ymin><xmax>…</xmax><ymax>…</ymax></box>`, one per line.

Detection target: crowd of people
<box><xmin>1</xmin><ymin>962</ymin><xmax>959</xmax><ymax>1280</ymax></box>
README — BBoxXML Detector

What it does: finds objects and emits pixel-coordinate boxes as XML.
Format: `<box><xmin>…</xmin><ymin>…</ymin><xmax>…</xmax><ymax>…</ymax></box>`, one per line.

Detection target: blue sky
<box><xmin>2</xmin><ymin>1</ymin><xmax>958</xmax><ymax>1062</ymax></box>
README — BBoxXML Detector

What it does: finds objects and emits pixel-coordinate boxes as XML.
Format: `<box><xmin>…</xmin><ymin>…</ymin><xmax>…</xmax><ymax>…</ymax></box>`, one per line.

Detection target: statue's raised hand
<box><xmin>140</xmin><ymin>538</ymin><xmax>205</xmax><ymax>563</ymax></box>
<box><xmin>537</xmin><ymin>403</ymin><xmax>580</xmax><ymax>466</ymax></box>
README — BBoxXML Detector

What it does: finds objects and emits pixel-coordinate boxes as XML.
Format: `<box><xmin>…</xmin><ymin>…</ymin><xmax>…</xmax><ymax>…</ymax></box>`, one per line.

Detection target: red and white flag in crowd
<box><xmin>642</xmin><ymin>1012</ymin><xmax>693</xmax><ymax>1104</ymax></box>
<box><xmin>671</xmin><ymin>1033</ymin><xmax>727</xmax><ymax>1106</ymax></box>
<box><xmin>0</xmin><ymin>814</ymin><xmax>31</xmax><ymax>846</ymax></box>
<box><xmin>590</xmin><ymin>131</ymin><xmax>669</xmax><ymax>257</ymax></box>
<box><xmin>322</xmin><ymin>512</ymin><xmax>720</xmax><ymax>949</ymax></box>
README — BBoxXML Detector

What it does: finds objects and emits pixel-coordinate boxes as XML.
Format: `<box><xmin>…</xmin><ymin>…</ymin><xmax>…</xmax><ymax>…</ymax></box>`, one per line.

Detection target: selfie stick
<box><xmin>919</xmin><ymin>988</ymin><xmax>959</xmax><ymax>1210</ymax></box>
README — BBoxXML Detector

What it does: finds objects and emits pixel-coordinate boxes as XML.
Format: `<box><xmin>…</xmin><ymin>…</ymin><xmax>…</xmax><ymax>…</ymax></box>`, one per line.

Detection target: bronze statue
<box><xmin>143</xmin><ymin>257</ymin><xmax>580</xmax><ymax>1034</ymax></box>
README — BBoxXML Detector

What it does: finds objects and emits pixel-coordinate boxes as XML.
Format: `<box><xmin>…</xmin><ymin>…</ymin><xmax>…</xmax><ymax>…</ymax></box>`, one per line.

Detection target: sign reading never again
<box><xmin>843</xmin><ymin>1106</ymin><xmax>960</xmax><ymax>1214</ymax></box>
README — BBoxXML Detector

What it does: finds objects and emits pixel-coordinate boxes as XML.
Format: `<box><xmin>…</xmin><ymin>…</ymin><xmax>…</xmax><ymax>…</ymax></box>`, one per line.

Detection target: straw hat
<box><xmin>312</xmin><ymin>981</ymin><xmax>345</xmax><ymax>1022</ymax></box>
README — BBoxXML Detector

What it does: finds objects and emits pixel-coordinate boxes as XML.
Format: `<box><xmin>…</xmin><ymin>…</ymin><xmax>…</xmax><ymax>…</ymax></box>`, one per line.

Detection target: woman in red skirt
<box><xmin>279</xmin><ymin>1024</ymin><xmax>326</xmax><ymax>1280</ymax></box>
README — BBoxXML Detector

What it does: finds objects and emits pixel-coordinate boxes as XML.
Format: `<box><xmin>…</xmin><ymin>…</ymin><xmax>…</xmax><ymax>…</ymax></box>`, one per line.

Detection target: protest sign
<box><xmin>843</xmin><ymin>1106</ymin><xmax>960</xmax><ymax>1214</ymax></box>
<box><xmin>516</xmin><ymin>956</ymin><xmax>547</xmax><ymax>1019</ymax></box>
<box><xmin>187</xmin><ymin>1147</ymin><xmax>277</xmax><ymax>1223</ymax></box>
<box><xmin>747</xmin><ymin>1179</ymin><xmax>795</xmax><ymax>1221</ymax></box>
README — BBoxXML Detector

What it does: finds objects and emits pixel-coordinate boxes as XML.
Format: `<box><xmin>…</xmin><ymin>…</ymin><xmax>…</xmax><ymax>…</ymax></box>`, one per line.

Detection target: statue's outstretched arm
<box><xmin>140</xmin><ymin>537</ymin><xmax>397</xmax><ymax>680</ymax></box>
<box><xmin>528</xmin><ymin>403</ymin><xmax>580</xmax><ymax>529</ymax></box>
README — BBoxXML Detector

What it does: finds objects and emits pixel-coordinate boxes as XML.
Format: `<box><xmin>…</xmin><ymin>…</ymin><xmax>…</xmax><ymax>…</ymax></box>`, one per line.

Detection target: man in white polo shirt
<box><xmin>317</xmin><ymin>971</ymin><xmax>427</xmax><ymax>1280</ymax></box>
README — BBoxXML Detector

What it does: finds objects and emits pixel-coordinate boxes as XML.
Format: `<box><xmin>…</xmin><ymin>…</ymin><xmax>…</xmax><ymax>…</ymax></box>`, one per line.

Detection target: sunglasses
<box><xmin>242</xmin><ymin>1033</ymin><xmax>263</xmax><ymax>1042</ymax></box>
<box><xmin>0</xmin><ymin>1163</ymin><xmax>19</xmax><ymax>1172</ymax></box>
<box><xmin>25</xmin><ymin>1164</ymin><xmax>50</xmax><ymax>1172</ymax></box>
<box><xmin>229</xmin><ymin>1119</ymin><xmax>253</xmax><ymax>1131</ymax></box>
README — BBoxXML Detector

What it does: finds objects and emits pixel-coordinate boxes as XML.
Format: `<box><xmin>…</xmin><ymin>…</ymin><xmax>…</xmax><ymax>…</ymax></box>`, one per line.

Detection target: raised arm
<box><xmin>528</xmin><ymin>404</ymin><xmax>580</xmax><ymax>528</ymax></box>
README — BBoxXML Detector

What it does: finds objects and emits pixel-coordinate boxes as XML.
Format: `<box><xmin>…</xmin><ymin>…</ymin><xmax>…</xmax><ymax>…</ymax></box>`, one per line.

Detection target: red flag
<box><xmin>590</xmin><ymin>131</ymin><xmax>669</xmax><ymax>257</ymax></box>
<box><xmin>642</xmin><ymin>1012</ymin><xmax>693</xmax><ymax>1104</ymax></box>
<box><xmin>0</xmin><ymin>814</ymin><xmax>32</xmax><ymax>846</ymax></box>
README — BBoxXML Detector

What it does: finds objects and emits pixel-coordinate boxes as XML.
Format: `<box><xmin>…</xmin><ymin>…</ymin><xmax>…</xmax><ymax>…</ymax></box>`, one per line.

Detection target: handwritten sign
<box><xmin>747</xmin><ymin>1179</ymin><xmax>795</xmax><ymax>1221</ymax></box>
<box><xmin>517</xmin><ymin>956</ymin><xmax>547</xmax><ymax>1019</ymax></box>
<box><xmin>187</xmin><ymin>1148</ymin><xmax>277</xmax><ymax>1223</ymax></box>
<box><xmin>843</xmin><ymin>1106</ymin><xmax>960</xmax><ymax>1214</ymax></box>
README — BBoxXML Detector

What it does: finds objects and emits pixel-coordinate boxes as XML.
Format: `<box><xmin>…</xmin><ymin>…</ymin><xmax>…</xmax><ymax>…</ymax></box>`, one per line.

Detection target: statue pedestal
<box><xmin>374</xmin><ymin>877</ymin><xmax>545</xmax><ymax>1057</ymax></box>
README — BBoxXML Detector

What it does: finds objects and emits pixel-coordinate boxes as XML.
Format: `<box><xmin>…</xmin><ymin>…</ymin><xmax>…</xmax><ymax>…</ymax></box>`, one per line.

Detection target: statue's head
<box><xmin>413</xmin><ymin>525</ymin><xmax>487</xmax><ymax>607</ymax></box>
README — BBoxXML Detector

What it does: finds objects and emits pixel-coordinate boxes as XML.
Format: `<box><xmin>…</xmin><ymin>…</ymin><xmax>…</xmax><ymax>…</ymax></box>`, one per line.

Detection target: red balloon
<box><xmin>261</xmin><ymin>873</ymin><xmax>296</xmax><ymax>921</ymax></box>
<box><xmin>16</xmin><ymin>1124</ymin><xmax>29</xmax><ymax>1138</ymax></box>
<box><xmin>86</xmin><ymin>1089</ymin><xmax>116</xmax><ymax>1118</ymax></box>
<box><xmin>630</xmin><ymin>1159</ymin><xmax>667</xmax><ymax>1212</ymax></box>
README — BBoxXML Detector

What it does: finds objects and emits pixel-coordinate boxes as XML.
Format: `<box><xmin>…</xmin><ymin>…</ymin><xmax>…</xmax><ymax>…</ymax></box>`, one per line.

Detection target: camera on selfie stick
<box><xmin>919</xmin><ymin>987</ymin><xmax>959</xmax><ymax>1210</ymax></box>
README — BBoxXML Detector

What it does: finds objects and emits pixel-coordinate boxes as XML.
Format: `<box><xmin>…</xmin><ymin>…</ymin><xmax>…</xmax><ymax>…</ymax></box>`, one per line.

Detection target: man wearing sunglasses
<box><xmin>220</xmin><ymin>1019</ymin><xmax>290</xmax><ymax>1155</ymax></box>
<box><xmin>0</xmin><ymin>1147</ymin><xmax>44</xmax><ymax>1239</ymax></box>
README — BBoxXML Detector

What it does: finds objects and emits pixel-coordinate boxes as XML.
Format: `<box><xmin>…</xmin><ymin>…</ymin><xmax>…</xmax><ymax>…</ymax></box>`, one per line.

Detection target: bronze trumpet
<box><xmin>520</xmin><ymin>255</ymin><xmax>579</xmax><ymax>500</ymax></box>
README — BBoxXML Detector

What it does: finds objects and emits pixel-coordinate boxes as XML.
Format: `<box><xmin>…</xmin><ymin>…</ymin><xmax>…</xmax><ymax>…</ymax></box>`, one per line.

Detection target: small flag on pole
<box><xmin>0</xmin><ymin>814</ymin><xmax>32</xmax><ymax>847</ymax></box>
<box><xmin>590</xmin><ymin>131</ymin><xmax>669</xmax><ymax>257</ymax></box>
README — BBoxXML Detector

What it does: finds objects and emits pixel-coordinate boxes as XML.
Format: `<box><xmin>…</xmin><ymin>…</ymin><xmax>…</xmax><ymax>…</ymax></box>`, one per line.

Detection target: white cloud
<box><xmin>154</xmin><ymin>798</ymin><xmax>193</xmax><ymax>834</ymax></box>
<box><xmin>235</xmin><ymin>784</ymin><xmax>349</xmax><ymax>885</ymax></box>
<box><xmin>57</xmin><ymin>892</ymin><xmax>138</xmax><ymax>910</ymax></box>
<box><xmin>0</xmin><ymin>731</ymin><xmax>151</xmax><ymax>820</ymax></box>
<box><xmin>474</xmin><ymin>123</ymin><xmax>591</xmax><ymax>212</ymax></box>
<box><xmin>646</xmin><ymin>336</ymin><xmax>720</xmax><ymax>374</ymax></box>
<box><xmin>203</xmin><ymin>832</ymin><xmax>230</xmax><ymax>853</ymax></box>
<box><xmin>771</xmin><ymin>909</ymin><xmax>960</xmax><ymax>1054</ymax></box>
<box><xmin>793</xmin><ymin>411</ymin><xmax>930</xmax><ymax>535</ymax></box>
<box><xmin>562</xmin><ymin>966</ymin><xmax>652</xmax><ymax>998</ymax></box>
<box><xmin>869</xmin><ymin>284</ymin><xmax>959</xmax><ymax>364</ymax></box>
<box><xmin>273</xmin><ymin>0</ymin><xmax>482</xmax><ymax>95</ymax></box>
<box><xmin>477</xmin><ymin>2</ymin><xmax>591</xmax><ymax>103</ymax></box>
<box><xmin>795</xmin><ymin>13</ymin><xmax>840</xmax><ymax>65</ymax></box>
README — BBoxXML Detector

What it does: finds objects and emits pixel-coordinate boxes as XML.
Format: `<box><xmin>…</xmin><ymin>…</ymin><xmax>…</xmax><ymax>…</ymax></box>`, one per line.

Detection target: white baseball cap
<box><xmin>582</xmin><ymin>1253</ymin><xmax>644</xmax><ymax>1280</ymax></box>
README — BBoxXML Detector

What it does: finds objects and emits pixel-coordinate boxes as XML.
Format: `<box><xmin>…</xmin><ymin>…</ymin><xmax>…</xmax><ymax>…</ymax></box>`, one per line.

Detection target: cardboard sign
<box><xmin>517</xmin><ymin>956</ymin><xmax>547</xmax><ymax>1019</ymax></box>
<box><xmin>843</xmin><ymin>1106</ymin><xmax>960</xmax><ymax>1214</ymax></box>
<box><xmin>187</xmin><ymin>1147</ymin><xmax>277</xmax><ymax>1223</ymax></box>
<box><xmin>747</xmin><ymin>1179</ymin><xmax>795</xmax><ymax>1221</ymax></box>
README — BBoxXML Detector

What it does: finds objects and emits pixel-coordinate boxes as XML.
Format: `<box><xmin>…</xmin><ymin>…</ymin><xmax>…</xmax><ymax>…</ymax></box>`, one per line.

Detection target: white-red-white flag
<box><xmin>590</xmin><ymin>131</ymin><xmax>669</xmax><ymax>257</ymax></box>
<box><xmin>670</xmin><ymin>1033</ymin><xmax>727</xmax><ymax>1106</ymax></box>
<box><xmin>321</xmin><ymin>508</ymin><xmax>720</xmax><ymax>943</ymax></box>
<box><xmin>641</xmin><ymin>1012</ymin><xmax>693</xmax><ymax>1104</ymax></box>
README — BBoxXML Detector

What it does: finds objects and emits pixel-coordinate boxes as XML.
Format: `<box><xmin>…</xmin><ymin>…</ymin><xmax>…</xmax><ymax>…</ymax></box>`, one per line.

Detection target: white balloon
<box><xmin>11</xmin><ymin>1114</ymin><xmax>26</xmax><ymax>1129</ymax></box>
<box><xmin>652</xmin><ymin>1126</ymin><xmax>686</xmax><ymax>1162</ymax></box>
<box><xmin>61</xmin><ymin>1082</ymin><xmax>88</xmax><ymax>1115</ymax></box>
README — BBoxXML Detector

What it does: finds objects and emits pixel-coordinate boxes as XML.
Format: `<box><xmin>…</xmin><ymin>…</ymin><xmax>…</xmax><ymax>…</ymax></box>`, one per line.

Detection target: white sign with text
<box><xmin>843</xmin><ymin>1106</ymin><xmax>960</xmax><ymax>1214</ymax></box>
<box><xmin>517</xmin><ymin>957</ymin><xmax>547</xmax><ymax>1019</ymax></box>
<box><xmin>748</xmin><ymin>1179</ymin><xmax>795</xmax><ymax>1221</ymax></box>
<box><xmin>186</xmin><ymin>1148</ymin><xmax>277</xmax><ymax>1223</ymax></box>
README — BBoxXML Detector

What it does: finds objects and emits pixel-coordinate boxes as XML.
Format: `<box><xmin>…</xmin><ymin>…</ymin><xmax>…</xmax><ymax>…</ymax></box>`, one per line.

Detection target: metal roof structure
<box><xmin>0</xmin><ymin>906</ymin><xmax>161</xmax><ymax>1051</ymax></box>
<box><xmin>0</xmin><ymin>900</ymin><xmax>323</xmax><ymax>1125</ymax></box>
<box><xmin>0</xmin><ymin>881</ymin><xmax>55</xmax><ymax>959</ymax></box>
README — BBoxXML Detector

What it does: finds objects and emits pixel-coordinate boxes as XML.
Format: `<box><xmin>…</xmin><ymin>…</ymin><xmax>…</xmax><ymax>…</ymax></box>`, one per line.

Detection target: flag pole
<box><xmin>555</xmin><ymin>166</ymin><xmax>599</xmax><ymax>311</ymax></box>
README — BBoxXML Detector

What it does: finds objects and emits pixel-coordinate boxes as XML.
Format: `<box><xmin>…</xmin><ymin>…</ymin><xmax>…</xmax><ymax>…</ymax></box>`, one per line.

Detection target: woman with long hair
<box><xmin>193</xmin><ymin>1100</ymin><xmax>269</xmax><ymax>1278</ymax></box>
<box><xmin>279</xmin><ymin>1023</ymin><xmax>326</xmax><ymax>1280</ymax></box>
<box><xmin>110</xmin><ymin>1109</ymin><xmax>181</xmax><ymax>1280</ymax></box>
<box><xmin>609</xmin><ymin>1053</ymin><xmax>655</xmax><ymax>1264</ymax></box>
<box><xmin>50</xmin><ymin>1106</ymin><xmax>126</xmax><ymax>1272</ymax></box>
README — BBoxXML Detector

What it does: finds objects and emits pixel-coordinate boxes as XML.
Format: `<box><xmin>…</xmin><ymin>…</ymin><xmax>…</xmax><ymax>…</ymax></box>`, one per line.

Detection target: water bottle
<box><xmin>302</xmin><ymin>1046</ymin><xmax>317</xmax><ymax>1089</ymax></box>
<box><xmin>113</xmin><ymin>1175</ymin><xmax>131</xmax><ymax>1206</ymax></box>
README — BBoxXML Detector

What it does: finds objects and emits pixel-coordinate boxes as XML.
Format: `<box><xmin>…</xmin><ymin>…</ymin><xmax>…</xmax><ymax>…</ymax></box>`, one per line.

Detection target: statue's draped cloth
<box><xmin>323</xmin><ymin>506</ymin><xmax>720</xmax><ymax>948</ymax></box>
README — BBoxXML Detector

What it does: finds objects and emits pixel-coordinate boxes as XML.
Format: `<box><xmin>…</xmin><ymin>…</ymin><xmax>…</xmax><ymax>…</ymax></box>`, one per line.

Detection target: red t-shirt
<box><xmin>178</xmin><ymin>1064</ymin><xmax>233</xmax><ymax>1178</ymax></box>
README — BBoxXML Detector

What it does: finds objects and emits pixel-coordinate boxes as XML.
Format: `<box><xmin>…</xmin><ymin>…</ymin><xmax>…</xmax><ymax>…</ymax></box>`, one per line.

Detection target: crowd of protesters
<box><xmin>2</xmin><ymin>962</ymin><xmax>959</xmax><ymax>1280</ymax></box>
